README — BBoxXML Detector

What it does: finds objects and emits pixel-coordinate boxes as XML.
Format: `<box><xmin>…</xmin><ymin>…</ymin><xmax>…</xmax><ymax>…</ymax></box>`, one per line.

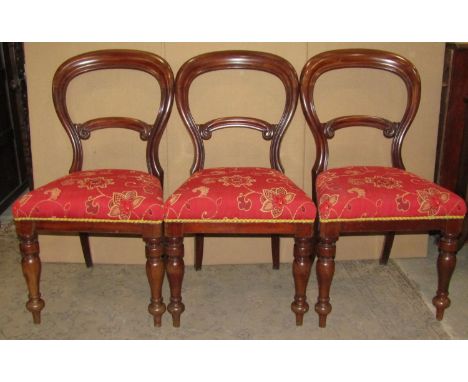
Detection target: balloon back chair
<box><xmin>300</xmin><ymin>49</ymin><xmax>467</xmax><ymax>327</ymax></box>
<box><xmin>13</xmin><ymin>50</ymin><xmax>174</xmax><ymax>326</ymax></box>
<box><xmin>164</xmin><ymin>50</ymin><xmax>316</xmax><ymax>327</ymax></box>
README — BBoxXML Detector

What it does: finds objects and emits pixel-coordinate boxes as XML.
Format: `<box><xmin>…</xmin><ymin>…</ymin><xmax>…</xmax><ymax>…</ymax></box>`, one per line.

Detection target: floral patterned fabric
<box><xmin>13</xmin><ymin>169</ymin><xmax>164</xmax><ymax>223</ymax></box>
<box><xmin>317</xmin><ymin>166</ymin><xmax>466</xmax><ymax>222</ymax></box>
<box><xmin>164</xmin><ymin>167</ymin><xmax>316</xmax><ymax>222</ymax></box>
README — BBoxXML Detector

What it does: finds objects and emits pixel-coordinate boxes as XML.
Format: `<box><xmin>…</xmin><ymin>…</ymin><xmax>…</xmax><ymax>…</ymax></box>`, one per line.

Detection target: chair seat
<box><xmin>316</xmin><ymin>166</ymin><xmax>467</xmax><ymax>222</ymax></box>
<box><xmin>164</xmin><ymin>167</ymin><xmax>316</xmax><ymax>223</ymax></box>
<box><xmin>13</xmin><ymin>169</ymin><xmax>164</xmax><ymax>223</ymax></box>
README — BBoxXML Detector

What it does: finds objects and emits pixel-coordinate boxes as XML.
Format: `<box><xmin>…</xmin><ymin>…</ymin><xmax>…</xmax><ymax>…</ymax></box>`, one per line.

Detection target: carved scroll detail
<box><xmin>76</xmin><ymin>124</ymin><xmax>91</xmax><ymax>140</ymax></box>
<box><xmin>383</xmin><ymin>122</ymin><xmax>399</xmax><ymax>138</ymax></box>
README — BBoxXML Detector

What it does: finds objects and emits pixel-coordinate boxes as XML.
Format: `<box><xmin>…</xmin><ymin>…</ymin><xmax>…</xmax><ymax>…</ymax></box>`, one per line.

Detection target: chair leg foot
<box><xmin>315</xmin><ymin>300</ymin><xmax>332</xmax><ymax>328</ymax></box>
<box><xmin>290</xmin><ymin>303</ymin><xmax>305</xmax><ymax>326</ymax></box>
<box><xmin>150</xmin><ymin>307</ymin><xmax>164</xmax><ymax>327</ymax></box>
<box><xmin>26</xmin><ymin>298</ymin><xmax>45</xmax><ymax>324</ymax></box>
<box><xmin>318</xmin><ymin>314</ymin><xmax>327</xmax><ymax>328</ymax></box>
<box><xmin>166</xmin><ymin>235</ymin><xmax>185</xmax><ymax>327</ymax></box>
<box><xmin>291</xmin><ymin>236</ymin><xmax>312</xmax><ymax>326</ymax></box>
<box><xmin>432</xmin><ymin>229</ymin><xmax>458</xmax><ymax>321</ymax></box>
<box><xmin>167</xmin><ymin>305</ymin><xmax>184</xmax><ymax>328</ymax></box>
<box><xmin>32</xmin><ymin>311</ymin><xmax>41</xmax><ymax>325</ymax></box>
<box><xmin>434</xmin><ymin>305</ymin><xmax>446</xmax><ymax>321</ymax></box>
<box><xmin>148</xmin><ymin>299</ymin><xmax>166</xmax><ymax>327</ymax></box>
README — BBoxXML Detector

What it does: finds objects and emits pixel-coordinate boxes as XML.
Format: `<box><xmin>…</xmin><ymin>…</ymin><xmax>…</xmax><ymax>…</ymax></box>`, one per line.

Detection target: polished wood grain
<box><xmin>166</xmin><ymin>50</ymin><xmax>313</xmax><ymax>327</ymax></box>
<box><xmin>16</xmin><ymin>50</ymin><xmax>174</xmax><ymax>325</ymax></box>
<box><xmin>300</xmin><ymin>49</ymin><xmax>464</xmax><ymax>327</ymax></box>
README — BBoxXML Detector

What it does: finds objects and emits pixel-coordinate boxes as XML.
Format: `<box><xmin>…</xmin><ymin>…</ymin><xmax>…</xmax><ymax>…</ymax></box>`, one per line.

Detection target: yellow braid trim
<box><xmin>13</xmin><ymin>217</ymin><xmax>162</xmax><ymax>224</ymax></box>
<box><xmin>320</xmin><ymin>215</ymin><xmax>465</xmax><ymax>223</ymax></box>
<box><xmin>164</xmin><ymin>218</ymin><xmax>314</xmax><ymax>224</ymax></box>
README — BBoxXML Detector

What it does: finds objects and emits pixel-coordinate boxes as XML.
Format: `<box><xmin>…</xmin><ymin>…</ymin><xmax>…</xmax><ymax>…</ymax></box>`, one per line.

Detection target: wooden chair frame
<box><xmin>300</xmin><ymin>49</ymin><xmax>464</xmax><ymax>327</ymax></box>
<box><xmin>164</xmin><ymin>50</ymin><xmax>314</xmax><ymax>327</ymax></box>
<box><xmin>15</xmin><ymin>50</ymin><xmax>174</xmax><ymax>326</ymax></box>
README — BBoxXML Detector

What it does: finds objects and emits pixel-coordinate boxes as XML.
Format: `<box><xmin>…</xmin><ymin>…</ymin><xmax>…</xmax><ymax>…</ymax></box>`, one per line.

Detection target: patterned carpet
<box><xmin>0</xmin><ymin>222</ymin><xmax>449</xmax><ymax>339</ymax></box>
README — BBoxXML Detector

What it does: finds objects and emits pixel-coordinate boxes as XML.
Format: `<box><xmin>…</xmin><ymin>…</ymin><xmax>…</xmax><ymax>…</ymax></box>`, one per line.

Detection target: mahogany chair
<box><xmin>12</xmin><ymin>50</ymin><xmax>174</xmax><ymax>326</ymax></box>
<box><xmin>300</xmin><ymin>49</ymin><xmax>467</xmax><ymax>328</ymax></box>
<box><xmin>164</xmin><ymin>50</ymin><xmax>316</xmax><ymax>327</ymax></box>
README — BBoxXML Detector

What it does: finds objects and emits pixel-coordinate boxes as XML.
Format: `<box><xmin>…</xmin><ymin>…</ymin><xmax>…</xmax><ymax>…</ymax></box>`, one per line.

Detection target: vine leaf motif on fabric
<box><xmin>164</xmin><ymin>167</ymin><xmax>316</xmax><ymax>222</ymax></box>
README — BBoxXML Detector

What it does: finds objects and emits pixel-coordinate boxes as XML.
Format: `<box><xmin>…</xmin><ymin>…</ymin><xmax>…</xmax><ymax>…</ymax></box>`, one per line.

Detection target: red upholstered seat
<box><xmin>316</xmin><ymin>166</ymin><xmax>466</xmax><ymax>222</ymax></box>
<box><xmin>13</xmin><ymin>169</ymin><xmax>164</xmax><ymax>223</ymax></box>
<box><xmin>164</xmin><ymin>167</ymin><xmax>316</xmax><ymax>222</ymax></box>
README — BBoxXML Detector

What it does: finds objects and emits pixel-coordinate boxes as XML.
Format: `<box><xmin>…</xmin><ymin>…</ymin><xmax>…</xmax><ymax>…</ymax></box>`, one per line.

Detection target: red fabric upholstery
<box><xmin>316</xmin><ymin>166</ymin><xmax>467</xmax><ymax>222</ymax></box>
<box><xmin>13</xmin><ymin>169</ymin><xmax>164</xmax><ymax>222</ymax></box>
<box><xmin>164</xmin><ymin>167</ymin><xmax>316</xmax><ymax>222</ymax></box>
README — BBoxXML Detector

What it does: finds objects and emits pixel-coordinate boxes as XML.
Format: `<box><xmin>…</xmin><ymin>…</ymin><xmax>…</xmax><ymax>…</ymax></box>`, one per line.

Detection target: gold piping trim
<box><xmin>164</xmin><ymin>218</ymin><xmax>314</xmax><ymax>224</ymax></box>
<box><xmin>320</xmin><ymin>215</ymin><xmax>465</xmax><ymax>223</ymax></box>
<box><xmin>13</xmin><ymin>217</ymin><xmax>162</xmax><ymax>224</ymax></box>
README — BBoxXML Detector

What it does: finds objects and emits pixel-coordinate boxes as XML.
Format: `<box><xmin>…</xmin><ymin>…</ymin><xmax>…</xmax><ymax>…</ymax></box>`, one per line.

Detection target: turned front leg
<box><xmin>291</xmin><ymin>236</ymin><xmax>312</xmax><ymax>325</ymax></box>
<box><xmin>144</xmin><ymin>236</ymin><xmax>166</xmax><ymax>327</ymax></box>
<box><xmin>432</xmin><ymin>230</ymin><xmax>459</xmax><ymax>320</ymax></box>
<box><xmin>166</xmin><ymin>236</ymin><xmax>185</xmax><ymax>327</ymax></box>
<box><xmin>18</xmin><ymin>228</ymin><xmax>45</xmax><ymax>324</ymax></box>
<box><xmin>315</xmin><ymin>231</ymin><xmax>338</xmax><ymax>328</ymax></box>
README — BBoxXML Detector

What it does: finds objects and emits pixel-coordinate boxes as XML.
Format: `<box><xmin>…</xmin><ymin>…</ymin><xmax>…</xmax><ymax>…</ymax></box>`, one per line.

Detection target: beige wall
<box><xmin>24</xmin><ymin>42</ymin><xmax>445</xmax><ymax>264</ymax></box>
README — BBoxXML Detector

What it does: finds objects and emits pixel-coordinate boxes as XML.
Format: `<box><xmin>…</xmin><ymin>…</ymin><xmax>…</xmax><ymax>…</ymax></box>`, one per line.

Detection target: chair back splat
<box><xmin>175</xmin><ymin>50</ymin><xmax>299</xmax><ymax>174</ymax></box>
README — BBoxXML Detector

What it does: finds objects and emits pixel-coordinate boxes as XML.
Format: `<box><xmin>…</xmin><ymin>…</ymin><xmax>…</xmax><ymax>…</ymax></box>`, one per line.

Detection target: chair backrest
<box><xmin>300</xmin><ymin>49</ymin><xmax>421</xmax><ymax>186</ymax></box>
<box><xmin>52</xmin><ymin>49</ymin><xmax>174</xmax><ymax>185</ymax></box>
<box><xmin>175</xmin><ymin>50</ymin><xmax>299</xmax><ymax>174</ymax></box>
